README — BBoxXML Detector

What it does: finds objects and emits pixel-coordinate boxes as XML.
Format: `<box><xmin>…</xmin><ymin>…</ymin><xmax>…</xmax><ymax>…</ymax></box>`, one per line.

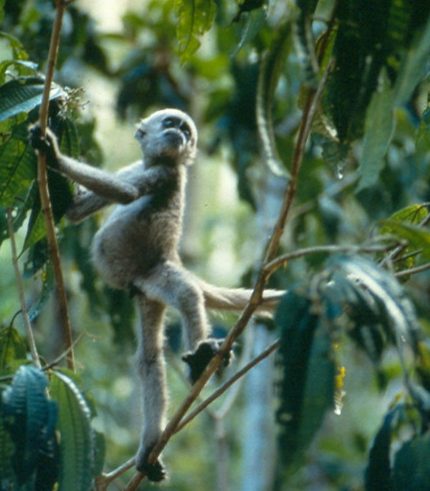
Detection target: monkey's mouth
<box><xmin>162</xmin><ymin>128</ymin><xmax>187</xmax><ymax>149</ymax></box>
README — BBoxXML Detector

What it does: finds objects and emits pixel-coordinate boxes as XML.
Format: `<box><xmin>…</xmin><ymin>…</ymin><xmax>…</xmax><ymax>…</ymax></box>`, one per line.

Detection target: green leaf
<box><xmin>365</xmin><ymin>408</ymin><xmax>398</xmax><ymax>491</ymax></box>
<box><xmin>0</xmin><ymin>77</ymin><xmax>64</xmax><ymax>122</ymax></box>
<box><xmin>0</xmin><ymin>118</ymin><xmax>37</xmax><ymax>208</ymax></box>
<box><xmin>275</xmin><ymin>290</ymin><xmax>335</xmax><ymax>467</ymax></box>
<box><xmin>0</xmin><ymin>1</ymin><xmax>4</xmax><ymax>24</ymax></box>
<box><xmin>2</xmin><ymin>366</ymin><xmax>58</xmax><ymax>484</ymax></box>
<box><xmin>0</xmin><ymin>414</ymin><xmax>15</xmax><ymax>488</ymax></box>
<box><xmin>256</xmin><ymin>21</ymin><xmax>291</xmax><ymax>176</ymax></box>
<box><xmin>175</xmin><ymin>0</ymin><xmax>216</xmax><ymax>61</ymax></box>
<box><xmin>381</xmin><ymin>220</ymin><xmax>430</xmax><ymax>261</ymax></box>
<box><xmin>395</xmin><ymin>15</ymin><xmax>430</xmax><ymax>104</ymax></box>
<box><xmin>358</xmin><ymin>88</ymin><xmax>396</xmax><ymax>190</ymax></box>
<box><xmin>323</xmin><ymin>256</ymin><xmax>421</xmax><ymax>365</ymax></box>
<box><xmin>50</xmin><ymin>371</ymin><xmax>95</xmax><ymax>491</ymax></box>
<box><xmin>393</xmin><ymin>432</ymin><xmax>430</xmax><ymax>490</ymax></box>
<box><xmin>0</xmin><ymin>326</ymin><xmax>27</xmax><ymax>375</ymax></box>
<box><xmin>384</xmin><ymin>204</ymin><xmax>429</xmax><ymax>225</ymax></box>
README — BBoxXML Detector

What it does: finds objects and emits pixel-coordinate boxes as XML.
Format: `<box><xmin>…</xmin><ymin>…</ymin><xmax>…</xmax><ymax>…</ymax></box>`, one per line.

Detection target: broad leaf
<box><xmin>0</xmin><ymin>77</ymin><xmax>64</xmax><ymax>122</ymax></box>
<box><xmin>324</xmin><ymin>255</ymin><xmax>421</xmax><ymax>362</ymax></box>
<box><xmin>175</xmin><ymin>0</ymin><xmax>216</xmax><ymax>61</ymax></box>
<box><xmin>393</xmin><ymin>432</ymin><xmax>430</xmax><ymax>490</ymax></box>
<box><xmin>50</xmin><ymin>371</ymin><xmax>95</xmax><ymax>491</ymax></box>
<box><xmin>2</xmin><ymin>366</ymin><xmax>58</xmax><ymax>485</ymax></box>
<box><xmin>0</xmin><ymin>118</ymin><xmax>37</xmax><ymax>208</ymax></box>
<box><xmin>365</xmin><ymin>407</ymin><xmax>399</xmax><ymax>491</ymax></box>
<box><xmin>275</xmin><ymin>290</ymin><xmax>335</xmax><ymax>466</ymax></box>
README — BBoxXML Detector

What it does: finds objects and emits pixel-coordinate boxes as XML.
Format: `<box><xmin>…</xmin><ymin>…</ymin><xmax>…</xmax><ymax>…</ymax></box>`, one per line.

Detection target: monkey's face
<box><xmin>135</xmin><ymin>109</ymin><xmax>197</xmax><ymax>165</ymax></box>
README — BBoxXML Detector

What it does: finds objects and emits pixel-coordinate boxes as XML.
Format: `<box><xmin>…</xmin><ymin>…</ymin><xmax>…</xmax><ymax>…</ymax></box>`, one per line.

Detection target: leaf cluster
<box><xmin>0</xmin><ymin>328</ymin><xmax>104</xmax><ymax>491</ymax></box>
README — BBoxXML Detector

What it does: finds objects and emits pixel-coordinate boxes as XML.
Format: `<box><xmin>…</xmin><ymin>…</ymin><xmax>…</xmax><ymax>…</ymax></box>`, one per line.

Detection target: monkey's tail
<box><xmin>197</xmin><ymin>279</ymin><xmax>284</xmax><ymax>313</ymax></box>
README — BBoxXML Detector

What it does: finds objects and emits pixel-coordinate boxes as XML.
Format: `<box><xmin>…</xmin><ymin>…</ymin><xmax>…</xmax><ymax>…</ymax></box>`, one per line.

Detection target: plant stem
<box><xmin>6</xmin><ymin>209</ymin><xmax>42</xmax><ymax>369</ymax></box>
<box><xmin>37</xmin><ymin>0</ymin><xmax>75</xmax><ymax>371</ymax></box>
<box><xmin>174</xmin><ymin>339</ymin><xmax>281</xmax><ymax>433</ymax></box>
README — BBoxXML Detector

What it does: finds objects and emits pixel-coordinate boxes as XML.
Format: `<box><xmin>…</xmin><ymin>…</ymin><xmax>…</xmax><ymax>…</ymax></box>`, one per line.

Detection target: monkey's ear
<box><xmin>134</xmin><ymin>122</ymin><xmax>146</xmax><ymax>141</ymax></box>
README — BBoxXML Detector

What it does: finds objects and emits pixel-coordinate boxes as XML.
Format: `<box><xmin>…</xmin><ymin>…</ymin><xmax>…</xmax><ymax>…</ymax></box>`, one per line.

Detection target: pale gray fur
<box><xmin>33</xmin><ymin>108</ymin><xmax>283</xmax><ymax>478</ymax></box>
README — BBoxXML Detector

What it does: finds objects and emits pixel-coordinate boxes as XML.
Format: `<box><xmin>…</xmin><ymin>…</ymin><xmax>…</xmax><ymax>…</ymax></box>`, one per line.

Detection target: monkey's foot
<box><xmin>182</xmin><ymin>338</ymin><xmax>233</xmax><ymax>384</ymax></box>
<box><xmin>135</xmin><ymin>446</ymin><xmax>167</xmax><ymax>482</ymax></box>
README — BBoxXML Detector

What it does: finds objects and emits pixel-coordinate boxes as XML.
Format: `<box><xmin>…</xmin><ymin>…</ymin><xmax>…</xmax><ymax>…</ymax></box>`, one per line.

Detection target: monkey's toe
<box><xmin>182</xmin><ymin>338</ymin><xmax>232</xmax><ymax>384</ymax></box>
<box><xmin>135</xmin><ymin>447</ymin><xmax>167</xmax><ymax>482</ymax></box>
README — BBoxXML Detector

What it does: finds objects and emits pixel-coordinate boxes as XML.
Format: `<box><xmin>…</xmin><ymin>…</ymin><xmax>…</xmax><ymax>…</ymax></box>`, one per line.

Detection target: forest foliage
<box><xmin>1</xmin><ymin>0</ymin><xmax>430</xmax><ymax>490</ymax></box>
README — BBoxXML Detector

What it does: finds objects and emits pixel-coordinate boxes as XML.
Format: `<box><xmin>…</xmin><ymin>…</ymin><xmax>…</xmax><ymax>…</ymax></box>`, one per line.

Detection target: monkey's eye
<box><xmin>180</xmin><ymin>122</ymin><xmax>192</xmax><ymax>140</ymax></box>
<box><xmin>162</xmin><ymin>117</ymin><xmax>177</xmax><ymax>128</ymax></box>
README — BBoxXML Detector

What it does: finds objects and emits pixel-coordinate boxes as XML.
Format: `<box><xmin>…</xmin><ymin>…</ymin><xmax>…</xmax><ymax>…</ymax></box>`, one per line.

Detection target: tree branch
<box><xmin>6</xmin><ymin>209</ymin><xmax>41</xmax><ymax>369</ymax></box>
<box><xmin>264</xmin><ymin>243</ymin><xmax>393</xmax><ymax>276</ymax></box>
<box><xmin>36</xmin><ymin>0</ymin><xmax>75</xmax><ymax>371</ymax></box>
<box><xmin>174</xmin><ymin>339</ymin><xmax>281</xmax><ymax>434</ymax></box>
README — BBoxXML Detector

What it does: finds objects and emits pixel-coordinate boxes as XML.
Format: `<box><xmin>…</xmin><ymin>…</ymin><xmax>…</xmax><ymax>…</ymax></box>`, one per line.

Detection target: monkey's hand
<box><xmin>182</xmin><ymin>338</ymin><xmax>233</xmax><ymax>384</ymax></box>
<box><xmin>135</xmin><ymin>444</ymin><xmax>167</xmax><ymax>482</ymax></box>
<box><xmin>28</xmin><ymin>124</ymin><xmax>60</xmax><ymax>164</ymax></box>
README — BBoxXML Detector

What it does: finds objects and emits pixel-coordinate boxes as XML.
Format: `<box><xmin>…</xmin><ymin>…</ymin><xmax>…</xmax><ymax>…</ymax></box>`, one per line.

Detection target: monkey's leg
<box><xmin>135</xmin><ymin>295</ymin><xmax>168</xmax><ymax>481</ymax></box>
<box><xmin>136</xmin><ymin>261</ymin><xmax>210</xmax><ymax>350</ymax></box>
<box><xmin>135</xmin><ymin>262</ymin><xmax>231</xmax><ymax>383</ymax></box>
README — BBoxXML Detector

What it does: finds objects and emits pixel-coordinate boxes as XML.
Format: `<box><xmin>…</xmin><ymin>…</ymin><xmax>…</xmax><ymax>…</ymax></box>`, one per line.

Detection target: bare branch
<box><xmin>174</xmin><ymin>339</ymin><xmax>281</xmax><ymax>433</ymax></box>
<box><xmin>6</xmin><ymin>209</ymin><xmax>41</xmax><ymax>369</ymax></box>
<box><xmin>36</xmin><ymin>0</ymin><xmax>75</xmax><ymax>371</ymax></box>
<box><xmin>264</xmin><ymin>243</ymin><xmax>392</xmax><ymax>276</ymax></box>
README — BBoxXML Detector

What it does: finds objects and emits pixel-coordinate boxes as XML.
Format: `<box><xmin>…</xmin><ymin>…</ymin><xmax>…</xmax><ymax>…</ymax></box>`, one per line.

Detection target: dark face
<box><xmin>135</xmin><ymin>109</ymin><xmax>197</xmax><ymax>165</ymax></box>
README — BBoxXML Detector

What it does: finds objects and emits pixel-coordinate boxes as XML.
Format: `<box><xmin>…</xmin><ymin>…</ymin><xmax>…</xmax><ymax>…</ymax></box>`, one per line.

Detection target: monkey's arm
<box><xmin>66</xmin><ymin>163</ymin><xmax>176</xmax><ymax>223</ymax></box>
<box><xmin>30</xmin><ymin>125</ymin><xmax>139</xmax><ymax>204</ymax></box>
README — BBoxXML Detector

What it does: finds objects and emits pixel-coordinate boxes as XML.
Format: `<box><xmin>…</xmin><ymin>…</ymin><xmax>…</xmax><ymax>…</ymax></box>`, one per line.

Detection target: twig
<box><xmin>95</xmin><ymin>458</ymin><xmax>135</xmax><ymax>491</ymax></box>
<box><xmin>174</xmin><ymin>339</ymin><xmax>281</xmax><ymax>433</ymax></box>
<box><xmin>36</xmin><ymin>0</ymin><xmax>75</xmax><ymax>370</ymax></box>
<box><xmin>395</xmin><ymin>262</ymin><xmax>430</xmax><ymax>278</ymax></box>
<box><xmin>264</xmin><ymin>243</ymin><xmax>392</xmax><ymax>276</ymax></box>
<box><xmin>123</xmin><ymin>57</ymin><xmax>331</xmax><ymax>491</ymax></box>
<box><xmin>6</xmin><ymin>209</ymin><xmax>41</xmax><ymax>369</ymax></box>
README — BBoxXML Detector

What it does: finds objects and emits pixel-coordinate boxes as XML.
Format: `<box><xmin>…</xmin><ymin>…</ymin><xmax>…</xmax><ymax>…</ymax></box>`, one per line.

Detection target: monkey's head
<box><xmin>135</xmin><ymin>108</ymin><xmax>197</xmax><ymax>166</ymax></box>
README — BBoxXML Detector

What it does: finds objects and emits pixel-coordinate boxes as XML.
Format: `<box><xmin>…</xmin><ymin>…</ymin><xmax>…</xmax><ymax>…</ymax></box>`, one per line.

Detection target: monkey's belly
<box><xmin>91</xmin><ymin>209</ymin><xmax>179</xmax><ymax>290</ymax></box>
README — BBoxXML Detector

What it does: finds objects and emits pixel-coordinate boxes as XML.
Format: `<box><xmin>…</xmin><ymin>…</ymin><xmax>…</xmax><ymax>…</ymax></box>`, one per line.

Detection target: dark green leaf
<box><xmin>256</xmin><ymin>21</ymin><xmax>291</xmax><ymax>176</ymax></box>
<box><xmin>365</xmin><ymin>408</ymin><xmax>399</xmax><ymax>491</ymax></box>
<box><xmin>325</xmin><ymin>256</ymin><xmax>421</xmax><ymax>360</ymax></box>
<box><xmin>393</xmin><ymin>432</ymin><xmax>430</xmax><ymax>491</ymax></box>
<box><xmin>2</xmin><ymin>366</ymin><xmax>58</xmax><ymax>485</ymax></box>
<box><xmin>0</xmin><ymin>118</ymin><xmax>37</xmax><ymax>208</ymax></box>
<box><xmin>50</xmin><ymin>371</ymin><xmax>95</xmax><ymax>491</ymax></box>
<box><xmin>0</xmin><ymin>414</ymin><xmax>15</xmax><ymax>487</ymax></box>
<box><xmin>0</xmin><ymin>77</ymin><xmax>64</xmax><ymax>122</ymax></box>
<box><xmin>275</xmin><ymin>290</ymin><xmax>335</xmax><ymax>467</ymax></box>
<box><xmin>395</xmin><ymin>16</ymin><xmax>430</xmax><ymax>104</ymax></box>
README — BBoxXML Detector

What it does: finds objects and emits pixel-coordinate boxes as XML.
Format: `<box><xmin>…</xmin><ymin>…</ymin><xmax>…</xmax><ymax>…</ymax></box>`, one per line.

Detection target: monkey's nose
<box><xmin>163</xmin><ymin>129</ymin><xmax>186</xmax><ymax>148</ymax></box>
